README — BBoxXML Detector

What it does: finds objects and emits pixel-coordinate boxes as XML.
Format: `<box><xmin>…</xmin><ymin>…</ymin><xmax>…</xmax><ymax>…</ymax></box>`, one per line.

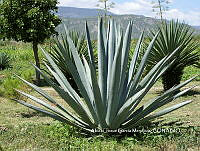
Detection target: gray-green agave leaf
<box><xmin>14</xmin><ymin>19</ymin><xmax>196</xmax><ymax>133</ymax></box>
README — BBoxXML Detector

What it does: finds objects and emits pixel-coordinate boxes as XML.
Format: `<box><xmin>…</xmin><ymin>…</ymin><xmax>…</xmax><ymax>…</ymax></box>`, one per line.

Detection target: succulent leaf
<box><xmin>14</xmin><ymin>19</ymin><xmax>197</xmax><ymax>132</ymax></box>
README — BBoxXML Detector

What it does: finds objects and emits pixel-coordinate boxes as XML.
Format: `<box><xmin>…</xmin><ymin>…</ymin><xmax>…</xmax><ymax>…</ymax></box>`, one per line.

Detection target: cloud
<box><xmin>164</xmin><ymin>9</ymin><xmax>200</xmax><ymax>26</ymax></box>
<box><xmin>58</xmin><ymin>0</ymin><xmax>97</xmax><ymax>8</ymax></box>
<box><xmin>58</xmin><ymin>0</ymin><xmax>200</xmax><ymax>26</ymax></box>
<box><xmin>110</xmin><ymin>0</ymin><xmax>153</xmax><ymax>17</ymax></box>
<box><xmin>111</xmin><ymin>0</ymin><xmax>200</xmax><ymax>26</ymax></box>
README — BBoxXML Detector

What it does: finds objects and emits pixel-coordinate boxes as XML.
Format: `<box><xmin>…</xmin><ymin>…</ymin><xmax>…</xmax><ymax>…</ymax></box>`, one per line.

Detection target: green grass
<box><xmin>0</xmin><ymin>40</ymin><xmax>199</xmax><ymax>150</ymax></box>
<box><xmin>1</xmin><ymin>122</ymin><xmax>199</xmax><ymax>151</ymax></box>
<box><xmin>0</xmin><ymin>41</ymin><xmax>34</xmax><ymax>96</ymax></box>
<box><xmin>0</xmin><ymin>81</ymin><xmax>199</xmax><ymax>151</ymax></box>
<box><xmin>182</xmin><ymin>66</ymin><xmax>200</xmax><ymax>81</ymax></box>
<box><xmin>0</xmin><ymin>41</ymin><xmax>51</xmax><ymax>97</ymax></box>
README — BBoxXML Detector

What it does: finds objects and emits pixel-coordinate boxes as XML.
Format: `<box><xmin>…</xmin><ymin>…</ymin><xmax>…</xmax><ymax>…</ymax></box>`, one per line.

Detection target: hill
<box><xmin>194</xmin><ymin>26</ymin><xmax>200</xmax><ymax>29</ymax></box>
<box><xmin>58</xmin><ymin>6</ymin><xmax>115</xmax><ymax>18</ymax></box>
<box><xmin>57</xmin><ymin>16</ymin><xmax>158</xmax><ymax>39</ymax></box>
<box><xmin>56</xmin><ymin>7</ymin><xmax>200</xmax><ymax>39</ymax></box>
<box><xmin>57</xmin><ymin>7</ymin><xmax>159</xmax><ymax>38</ymax></box>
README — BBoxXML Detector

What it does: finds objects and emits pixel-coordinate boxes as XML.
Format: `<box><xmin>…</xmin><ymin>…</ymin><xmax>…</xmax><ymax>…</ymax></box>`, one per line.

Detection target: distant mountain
<box><xmin>57</xmin><ymin>7</ymin><xmax>159</xmax><ymax>38</ymax></box>
<box><xmin>56</xmin><ymin>7</ymin><xmax>200</xmax><ymax>39</ymax></box>
<box><xmin>58</xmin><ymin>6</ymin><xmax>115</xmax><ymax>18</ymax></box>
<box><xmin>194</xmin><ymin>26</ymin><xmax>200</xmax><ymax>29</ymax></box>
<box><xmin>57</xmin><ymin>15</ymin><xmax>158</xmax><ymax>39</ymax></box>
<box><xmin>193</xmin><ymin>26</ymin><xmax>200</xmax><ymax>32</ymax></box>
<box><xmin>193</xmin><ymin>26</ymin><xmax>200</xmax><ymax>35</ymax></box>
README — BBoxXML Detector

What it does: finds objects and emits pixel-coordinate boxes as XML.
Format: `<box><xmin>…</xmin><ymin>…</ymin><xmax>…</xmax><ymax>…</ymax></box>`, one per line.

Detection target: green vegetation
<box><xmin>0</xmin><ymin>0</ymin><xmax>61</xmax><ymax>84</ymax></box>
<box><xmin>13</xmin><ymin>19</ymin><xmax>198</xmax><ymax>135</ymax></box>
<box><xmin>145</xmin><ymin>20</ymin><xmax>200</xmax><ymax>91</ymax></box>
<box><xmin>0</xmin><ymin>82</ymin><xmax>199</xmax><ymax>150</ymax></box>
<box><xmin>0</xmin><ymin>4</ymin><xmax>199</xmax><ymax>148</ymax></box>
<box><xmin>0</xmin><ymin>39</ymin><xmax>199</xmax><ymax>150</ymax></box>
<box><xmin>0</xmin><ymin>41</ymin><xmax>43</xmax><ymax>97</ymax></box>
<box><xmin>0</xmin><ymin>52</ymin><xmax>11</xmax><ymax>70</ymax></box>
<box><xmin>0</xmin><ymin>37</ymin><xmax>198</xmax><ymax>97</ymax></box>
<box><xmin>46</xmin><ymin>30</ymin><xmax>90</xmax><ymax>92</ymax></box>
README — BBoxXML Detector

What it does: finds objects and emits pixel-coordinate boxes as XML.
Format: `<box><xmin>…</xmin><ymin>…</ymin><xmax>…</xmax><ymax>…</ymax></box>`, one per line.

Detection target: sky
<box><xmin>58</xmin><ymin>0</ymin><xmax>200</xmax><ymax>26</ymax></box>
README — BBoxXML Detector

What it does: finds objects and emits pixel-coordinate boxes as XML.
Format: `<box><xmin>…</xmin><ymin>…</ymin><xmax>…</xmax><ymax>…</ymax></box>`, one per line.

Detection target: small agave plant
<box><xmin>0</xmin><ymin>52</ymin><xmax>11</xmax><ymax>70</ymax></box>
<box><xmin>14</xmin><ymin>19</ymin><xmax>196</xmax><ymax>133</ymax></box>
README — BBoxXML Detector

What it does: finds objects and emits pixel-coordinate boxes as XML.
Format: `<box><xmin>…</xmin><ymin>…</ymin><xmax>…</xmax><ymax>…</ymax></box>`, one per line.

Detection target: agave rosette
<box><xmin>145</xmin><ymin>20</ymin><xmax>200</xmax><ymax>90</ymax></box>
<box><xmin>14</xmin><ymin>19</ymin><xmax>196</xmax><ymax>132</ymax></box>
<box><xmin>0</xmin><ymin>52</ymin><xmax>11</xmax><ymax>70</ymax></box>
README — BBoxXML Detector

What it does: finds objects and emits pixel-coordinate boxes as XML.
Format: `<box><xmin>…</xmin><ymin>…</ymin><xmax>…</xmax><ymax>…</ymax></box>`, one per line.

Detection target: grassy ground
<box><xmin>0</xmin><ymin>81</ymin><xmax>199</xmax><ymax>151</ymax></box>
<box><xmin>0</xmin><ymin>41</ymin><xmax>50</xmax><ymax>97</ymax></box>
<box><xmin>0</xmin><ymin>41</ymin><xmax>200</xmax><ymax>150</ymax></box>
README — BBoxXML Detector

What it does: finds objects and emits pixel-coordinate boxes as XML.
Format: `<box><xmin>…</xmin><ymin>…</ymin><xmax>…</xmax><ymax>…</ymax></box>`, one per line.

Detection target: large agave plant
<box><xmin>14</xmin><ymin>19</ymin><xmax>196</xmax><ymax>133</ymax></box>
<box><xmin>145</xmin><ymin>20</ymin><xmax>200</xmax><ymax>91</ymax></box>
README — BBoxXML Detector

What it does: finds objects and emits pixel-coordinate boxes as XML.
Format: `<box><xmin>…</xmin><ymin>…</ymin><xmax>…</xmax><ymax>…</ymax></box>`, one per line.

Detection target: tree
<box><xmin>0</xmin><ymin>0</ymin><xmax>61</xmax><ymax>85</ymax></box>
<box><xmin>0</xmin><ymin>0</ymin><xmax>5</xmax><ymax>40</ymax></box>
<box><xmin>152</xmin><ymin>0</ymin><xmax>170</xmax><ymax>21</ymax></box>
<box><xmin>0</xmin><ymin>17</ymin><xmax>4</xmax><ymax>40</ymax></box>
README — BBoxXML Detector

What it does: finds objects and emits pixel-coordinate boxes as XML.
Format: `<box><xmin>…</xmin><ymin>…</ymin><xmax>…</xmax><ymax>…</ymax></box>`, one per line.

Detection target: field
<box><xmin>0</xmin><ymin>41</ymin><xmax>200</xmax><ymax>151</ymax></box>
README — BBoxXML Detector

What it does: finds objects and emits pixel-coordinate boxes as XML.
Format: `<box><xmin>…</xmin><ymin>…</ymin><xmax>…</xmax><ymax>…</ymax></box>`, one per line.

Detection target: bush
<box><xmin>0</xmin><ymin>77</ymin><xmax>21</xmax><ymax>97</ymax></box>
<box><xmin>21</xmin><ymin>69</ymin><xmax>35</xmax><ymax>82</ymax></box>
<box><xmin>0</xmin><ymin>52</ymin><xmax>11</xmax><ymax>70</ymax></box>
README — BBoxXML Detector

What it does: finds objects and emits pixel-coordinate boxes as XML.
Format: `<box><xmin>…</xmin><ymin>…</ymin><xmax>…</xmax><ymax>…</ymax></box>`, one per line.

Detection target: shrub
<box><xmin>21</xmin><ymin>69</ymin><xmax>35</xmax><ymax>82</ymax></box>
<box><xmin>14</xmin><ymin>19</ymin><xmax>196</xmax><ymax>133</ymax></box>
<box><xmin>0</xmin><ymin>52</ymin><xmax>11</xmax><ymax>70</ymax></box>
<box><xmin>0</xmin><ymin>77</ymin><xmax>21</xmax><ymax>97</ymax></box>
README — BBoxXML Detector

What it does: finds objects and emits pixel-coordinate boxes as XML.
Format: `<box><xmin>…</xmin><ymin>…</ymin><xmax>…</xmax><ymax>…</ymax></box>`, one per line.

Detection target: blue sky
<box><xmin>171</xmin><ymin>0</ymin><xmax>200</xmax><ymax>12</ymax></box>
<box><xmin>59</xmin><ymin>0</ymin><xmax>200</xmax><ymax>26</ymax></box>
